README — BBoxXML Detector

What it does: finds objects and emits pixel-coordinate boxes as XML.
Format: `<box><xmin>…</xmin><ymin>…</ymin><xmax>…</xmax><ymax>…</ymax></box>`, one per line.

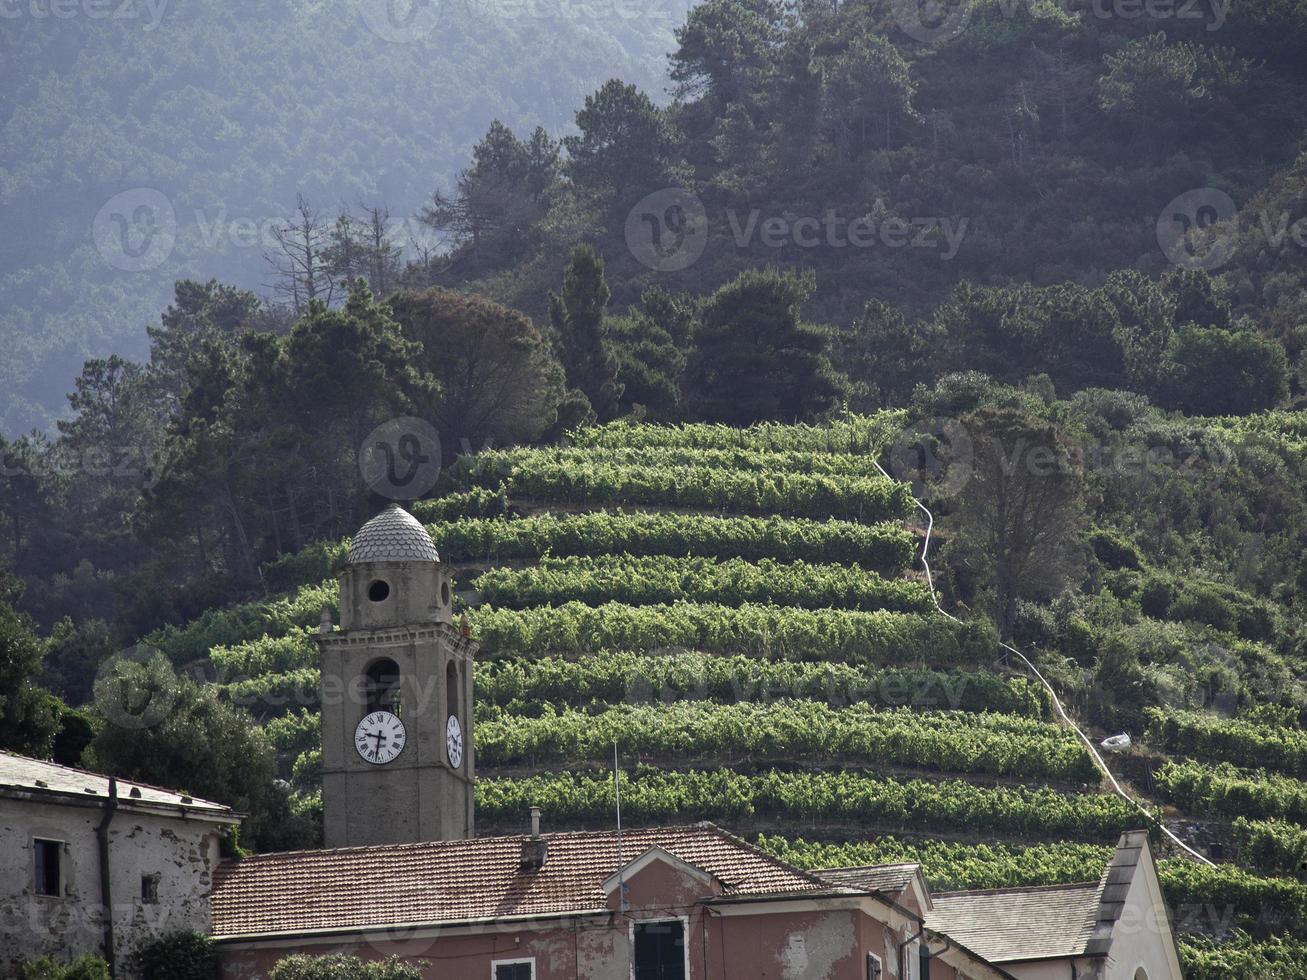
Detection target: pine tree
<box><xmin>548</xmin><ymin>245</ymin><xmax>623</xmax><ymax>422</ymax></box>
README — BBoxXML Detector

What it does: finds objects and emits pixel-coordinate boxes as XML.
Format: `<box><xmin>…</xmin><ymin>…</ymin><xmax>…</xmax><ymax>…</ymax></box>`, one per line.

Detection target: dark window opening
<box><xmin>634</xmin><ymin>920</ymin><xmax>685</xmax><ymax>980</ymax></box>
<box><xmin>440</xmin><ymin>581</ymin><xmax>450</xmax><ymax>607</ymax></box>
<box><xmin>446</xmin><ymin>660</ymin><xmax>460</xmax><ymax>723</ymax></box>
<box><xmin>141</xmin><ymin>874</ymin><xmax>159</xmax><ymax>904</ymax></box>
<box><xmin>493</xmin><ymin>962</ymin><xmax>533</xmax><ymax>980</ymax></box>
<box><xmin>365</xmin><ymin>658</ymin><xmax>401</xmax><ymax>715</ymax></box>
<box><xmin>34</xmin><ymin>839</ymin><xmax>61</xmax><ymax>897</ymax></box>
<box><xmin>367</xmin><ymin>579</ymin><xmax>391</xmax><ymax>603</ymax></box>
<box><xmin>866</xmin><ymin>953</ymin><xmax>883</xmax><ymax>980</ymax></box>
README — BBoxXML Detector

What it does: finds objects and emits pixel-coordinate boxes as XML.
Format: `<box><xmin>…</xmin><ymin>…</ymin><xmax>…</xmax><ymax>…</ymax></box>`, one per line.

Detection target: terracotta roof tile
<box><xmin>211</xmin><ymin>823</ymin><xmax>827</xmax><ymax>938</ymax></box>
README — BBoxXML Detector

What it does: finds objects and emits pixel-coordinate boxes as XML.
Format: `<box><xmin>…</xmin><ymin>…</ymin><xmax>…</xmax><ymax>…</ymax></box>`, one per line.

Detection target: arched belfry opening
<box><xmin>446</xmin><ymin>660</ymin><xmax>460</xmax><ymax>724</ymax></box>
<box><xmin>365</xmin><ymin>657</ymin><xmax>401</xmax><ymax>716</ymax></box>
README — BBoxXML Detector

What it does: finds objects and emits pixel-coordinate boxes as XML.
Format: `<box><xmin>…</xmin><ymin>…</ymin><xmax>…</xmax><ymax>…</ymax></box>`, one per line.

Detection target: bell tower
<box><xmin>318</xmin><ymin>503</ymin><xmax>476</xmax><ymax>847</ymax></box>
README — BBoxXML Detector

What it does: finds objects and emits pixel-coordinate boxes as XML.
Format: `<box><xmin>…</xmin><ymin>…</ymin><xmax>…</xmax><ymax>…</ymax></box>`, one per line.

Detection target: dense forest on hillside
<box><xmin>5</xmin><ymin>1</ymin><xmax>1307</xmax><ymax>976</ymax></box>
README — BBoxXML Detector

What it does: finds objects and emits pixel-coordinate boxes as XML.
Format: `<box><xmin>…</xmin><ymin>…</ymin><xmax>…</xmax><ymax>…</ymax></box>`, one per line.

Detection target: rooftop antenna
<box><xmin>613</xmin><ymin>739</ymin><xmax>628</xmax><ymax>913</ymax></box>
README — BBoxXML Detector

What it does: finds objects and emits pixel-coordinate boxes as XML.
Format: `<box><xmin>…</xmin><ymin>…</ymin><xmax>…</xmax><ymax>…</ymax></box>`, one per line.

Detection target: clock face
<box><xmin>446</xmin><ymin>714</ymin><xmax>463</xmax><ymax>769</ymax></box>
<box><xmin>354</xmin><ymin>711</ymin><xmax>406</xmax><ymax>765</ymax></box>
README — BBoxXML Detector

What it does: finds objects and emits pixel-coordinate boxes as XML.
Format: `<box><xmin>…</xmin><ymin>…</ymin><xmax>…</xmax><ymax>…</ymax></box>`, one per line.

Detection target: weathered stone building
<box><xmin>0</xmin><ymin>751</ymin><xmax>239</xmax><ymax>978</ymax></box>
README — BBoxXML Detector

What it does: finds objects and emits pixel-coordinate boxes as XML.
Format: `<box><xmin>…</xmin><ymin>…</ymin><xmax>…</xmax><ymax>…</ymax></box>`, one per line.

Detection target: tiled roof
<box><xmin>0</xmin><ymin>751</ymin><xmax>236</xmax><ymax>818</ymax></box>
<box><xmin>818</xmin><ymin>863</ymin><xmax>922</xmax><ymax>896</ymax></box>
<box><xmin>348</xmin><ymin>504</ymin><xmax>439</xmax><ymax>563</ymax></box>
<box><xmin>926</xmin><ymin>881</ymin><xmax>1105</xmax><ymax>963</ymax></box>
<box><xmin>211</xmin><ymin>823</ymin><xmax>829</xmax><ymax>939</ymax></box>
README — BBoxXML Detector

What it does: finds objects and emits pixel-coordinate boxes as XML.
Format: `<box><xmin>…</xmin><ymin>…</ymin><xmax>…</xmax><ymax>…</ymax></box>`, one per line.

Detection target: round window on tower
<box><xmin>368</xmin><ymin>579</ymin><xmax>391</xmax><ymax>603</ymax></box>
<box><xmin>441</xmin><ymin>582</ymin><xmax>450</xmax><ymax>606</ymax></box>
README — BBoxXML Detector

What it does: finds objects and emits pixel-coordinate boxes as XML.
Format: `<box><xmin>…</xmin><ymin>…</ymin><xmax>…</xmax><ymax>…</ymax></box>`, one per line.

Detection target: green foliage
<box><xmin>0</xmin><ymin>592</ymin><xmax>62</xmax><ymax>756</ymax></box>
<box><xmin>1180</xmin><ymin>933</ymin><xmax>1307</xmax><ymax>980</ymax></box>
<box><xmin>471</xmin><ymin>601</ymin><xmax>996</xmax><ymax>666</ymax></box>
<box><xmin>549</xmin><ymin>245</ymin><xmax>622</xmax><ymax>420</ymax></box>
<box><xmin>1232</xmin><ymin>818</ymin><xmax>1307</xmax><ymax>877</ymax></box>
<box><xmin>571</xmin><ymin>413</ymin><xmax>907</xmax><ymax>453</ymax></box>
<box><xmin>1163</xmin><ymin>324</ymin><xmax>1290</xmax><ymax>416</ymax></box>
<box><xmin>473</xmin><ymin>555</ymin><xmax>933</xmax><ymax>613</ymax></box>
<box><xmin>85</xmin><ymin>655</ymin><xmax>312</xmax><ymax>851</ymax></box>
<box><xmin>476</xmin><ymin>702</ymin><xmax>1095</xmax><ymax>781</ymax></box>
<box><xmin>458</xmin><ymin>453</ymin><xmax>913</xmax><ymax>521</ymax></box>
<box><xmin>147</xmin><ymin>582</ymin><xmax>335</xmax><ymax>664</ymax></box>
<box><xmin>18</xmin><ymin>956</ymin><xmax>110</xmax><ymax>980</ymax></box>
<box><xmin>477</xmin><ymin>653</ymin><xmax>1048</xmax><ymax>717</ymax></box>
<box><xmin>477</xmin><ymin>767</ymin><xmax>1139</xmax><ymax>840</ymax></box>
<box><xmin>687</xmin><ymin>268</ymin><xmax>844</xmax><ymax>425</ymax></box>
<box><xmin>420</xmin><ymin>511</ymin><xmax>915</xmax><ymax>571</ymax></box>
<box><xmin>1086</xmin><ymin>527</ymin><xmax>1142</xmax><ymax>571</ymax></box>
<box><xmin>268</xmin><ymin>954</ymin><xmax>424</xmax><ymax>980</ymax></box>
<box><xmin>761</xmin><ymin>835</ymin><xmax>1111</xmax><ymax>890</ymax></box>
<box><xmin>389</xmin><ymin>288</ymin><xmax>566</xmax><ymax>459</ymax></box>
<box><xmin>134</xmin><ymin>932</ymin><xmax>218</xmax><ymax>980</ymax></box>
<box><xmin>1154</xmin><ymin>759</ymin><xmax>1307</xmax><ymax>823</ymax></box>
<box><xmin>1147</xmin><ymin>709</ymin><xmax>1307</xmax><ymax>778</ymax></box>
<box><xmin>463</xmin><ymin>444</ymin><xmax>895</xmax><ymax>478</ymax></box>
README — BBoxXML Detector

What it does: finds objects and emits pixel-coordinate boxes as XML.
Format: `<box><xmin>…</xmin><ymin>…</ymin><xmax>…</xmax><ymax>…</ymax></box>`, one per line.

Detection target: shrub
<box><xmin>135</xmin><ymin>932</ymin><xmax>217</xmax><ymax>980</ymax></box>
<box><xmin>18</xmin><ymin>956</ymin><xmax>110</xmax><ymax>980</ymax></box>
<box><xmin>268</xmin><ymin>955</ymin><xmax>425</xmax><ymax>980</ymax></box>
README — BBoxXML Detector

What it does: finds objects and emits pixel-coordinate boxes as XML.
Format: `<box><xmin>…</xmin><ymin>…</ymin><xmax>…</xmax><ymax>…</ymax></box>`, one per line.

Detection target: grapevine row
<box><xmin>476</xmin><ymin>768</ymin><xmax>1139</xmax><ymax>840</ymax></box>
<box><xmin>570</xmin><ymin>414</ymin><xmax>907</xmax><ymax>453</ymax></box>
<box><xmin>472</xmin><ymin>601</ymin><xmax>996</xmax><ymax>664</ymax></box>
<box><xmin>458</xmin><ymin>445</ymin><xmax>891</xmax><ymax>480</ymax></box>
<box><xmin>475</xmin><ymin>701</ymin><xmax>1095</xmax><ymax>782</ymax></box>
<box><xmin>1147</xmin><ymin>708</ymin><xmax>1307</xmax><ymax>778</ymax></box>
<box><xmin>478</xmin><ymin>653</ymin><xmax>1049</xmax><ymax>718</ymax></box>
<box><xmin>457</xmin><ymin>457</ymin><xmax>914</xmax><ymax>521</ymax></box>
<box><xmin>430</xmin><ymin>513</ymin><xmax>915</xmax><ymax>571</ymax></box>
<box><xmin>473</xmin><ymin>554</ymin><xmax>933</xmax><ymax>613</ymax></box>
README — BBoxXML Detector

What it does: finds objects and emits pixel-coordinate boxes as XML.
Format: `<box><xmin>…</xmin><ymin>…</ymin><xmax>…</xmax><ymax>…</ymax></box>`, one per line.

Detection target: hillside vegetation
<box><xmin>111</xmin><ymin>409</ymin><xmax>1307</xmax><ymax>973</ymax></box>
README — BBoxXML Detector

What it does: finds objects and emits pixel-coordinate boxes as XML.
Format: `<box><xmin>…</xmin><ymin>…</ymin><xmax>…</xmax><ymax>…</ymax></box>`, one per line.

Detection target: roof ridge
<box><xmin>0</xmin><ymin>750</ymin><xmax>231</xmax><ymax>810</ymax></box>
<box><xmin>217</xmin><ymin>822</ymin><xmax>727</xmax><ymax>864</ymax></box>
<box><xmin>935</xmin><ymin>881</ymin><xmax>1101</xmax><ymax>898</ymax></box>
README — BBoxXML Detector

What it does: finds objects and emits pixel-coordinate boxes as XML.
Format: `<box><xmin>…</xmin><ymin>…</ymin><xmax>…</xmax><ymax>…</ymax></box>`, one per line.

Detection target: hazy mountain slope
<box><xmin>0</xmin><ymin>0</ymin><xmax>692</xmax><ymax>434</ymax></box>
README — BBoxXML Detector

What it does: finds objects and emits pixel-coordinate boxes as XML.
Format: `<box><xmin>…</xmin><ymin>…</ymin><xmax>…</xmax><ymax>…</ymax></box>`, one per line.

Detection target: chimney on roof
<box><xmin>520</xmin><ymin>807</ymin><xmax>547</xmax><ymax>872</ymax></box>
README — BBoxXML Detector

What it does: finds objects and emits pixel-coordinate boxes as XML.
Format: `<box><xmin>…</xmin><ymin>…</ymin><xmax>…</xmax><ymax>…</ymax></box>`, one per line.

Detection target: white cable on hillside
<box><xmin>874</xmin><ymin>459</ymin><xmax>1215</xmax><ymax>868</ymax></box>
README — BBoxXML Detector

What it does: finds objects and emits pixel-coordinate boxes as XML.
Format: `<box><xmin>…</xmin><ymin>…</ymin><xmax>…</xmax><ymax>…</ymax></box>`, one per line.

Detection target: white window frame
<box><xmin>629</xmin><ymin>915</ymin><xmax>691</xmax><ymax>980</ymax></box>
<box><xmin>866</xmin><ymin>952</ymin><xmax>883</xmax><ymax>980</ymax></box>
<box><xmin>32</xmin><ymin>837</ymin><xmax>66</xmax><ymax>899</ymax></box>
<box><xmin>490</xmin><ymin>957</ymin><xmax>535</xmax><ymax>980</ymax></box>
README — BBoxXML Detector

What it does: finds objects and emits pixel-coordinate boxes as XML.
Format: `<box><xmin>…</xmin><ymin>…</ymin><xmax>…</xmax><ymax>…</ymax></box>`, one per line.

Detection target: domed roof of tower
<box><xmin>348</xmin><ymin>504</ymin><xmax>440</xmax><ymax>564</ymax></box>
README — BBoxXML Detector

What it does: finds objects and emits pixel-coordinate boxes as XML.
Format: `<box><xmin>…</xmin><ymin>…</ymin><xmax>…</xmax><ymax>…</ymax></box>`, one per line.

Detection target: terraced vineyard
<box><xmin>142</xmin><ymin>414</ymin><xmax>1307</xmax><ymax>973</ymax></box>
